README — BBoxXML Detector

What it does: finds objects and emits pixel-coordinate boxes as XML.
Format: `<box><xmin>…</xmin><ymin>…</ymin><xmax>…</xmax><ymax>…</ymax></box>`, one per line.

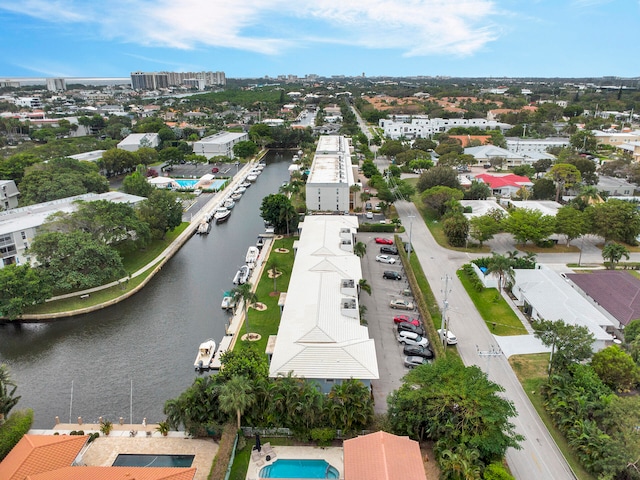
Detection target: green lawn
<box><xmin>457</xmin><ymin>270</ymin><xmax>528</xmax><ymax>336</ymax></box>
<box><xmin>509</xmin><ymin>354</ymin><xmax>597</xmax><ymax>480</ymax></box>
<box><xmin>408</xmin><ymin>251</ymin><xmax>442</xmax><ymax>329</ymax></box>
<box><xmin>235</xmin><ymin>237</ymin><xmax>296</xmax><ymax>354</ymax></box>
<box><xmin>120</xmin><ymin>222</ymin><xmax>189</xmax><ymax>274</ymax></box>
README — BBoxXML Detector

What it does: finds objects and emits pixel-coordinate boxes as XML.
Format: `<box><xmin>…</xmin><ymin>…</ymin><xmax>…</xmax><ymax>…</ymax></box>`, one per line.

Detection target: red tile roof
<box><xmin>566</xmin><ymin>271</ymin><xmax>640</xmax><ymax>326</ymax></box>
<box><xmin>27</xmin><ymin>466</ymin><xmax>196</xmax><ymax>480</ymax></box>
<box><xmin>448</xmin><ymin>135</ymin><xmax>492</xmax><ymax>147</ymax></box>
<box><xmin>344</xmin><ymin>431</ymin><xmax>427</xmax><ymax>480</ymax></box>
<box><xmin>0</xmin><ymin>435</ymin><xmax>87</xmax><ymax>480</ymax></box>
<box><xmin>475</xmin><ymin>173</ymin><xmax>532</xmax><ymax>189</ymax></box>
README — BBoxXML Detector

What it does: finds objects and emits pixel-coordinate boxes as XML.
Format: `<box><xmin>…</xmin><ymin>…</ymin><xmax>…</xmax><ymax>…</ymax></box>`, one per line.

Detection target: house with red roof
<box><xmin>474</xmin><ymin>173</ymin><xmax>533</xmax><ymax>197</ymax></box>
<box><xmin>343</xmin><ymin>431</ymin><xmax>428</xmax><ymax>480</ymax></box>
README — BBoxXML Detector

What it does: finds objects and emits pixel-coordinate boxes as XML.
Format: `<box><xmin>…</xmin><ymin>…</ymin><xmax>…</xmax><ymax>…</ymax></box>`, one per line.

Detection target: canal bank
<box><xmin>17</xmin><ymin>155</ymin><xmax>265</xmax><ymax>322</ymax></box>
<box><xmin>0</xmin><ymin>151</ymin><xmax>293</xmax><ymax>429</ymax></box>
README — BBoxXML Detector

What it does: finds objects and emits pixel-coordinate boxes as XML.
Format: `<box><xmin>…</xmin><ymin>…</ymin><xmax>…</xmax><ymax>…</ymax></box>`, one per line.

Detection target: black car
<box><xmin>396</xmin><ymin>322</ymin><xmax>425</xmax><ymax>336</ymax></box>
<box><xmin>380</xmin><ymin>245</ymin><xmax>398</xmax><ymax>255</ymax></box>
<box><xmin>403</xmin><ymin>344</ymin><xmax>434</xmax><ymax>359</ymax></box>
<box><xmin>383</xmin><ymin>271</ymin><xmax>402</xmax><ymax>280</ymax></box>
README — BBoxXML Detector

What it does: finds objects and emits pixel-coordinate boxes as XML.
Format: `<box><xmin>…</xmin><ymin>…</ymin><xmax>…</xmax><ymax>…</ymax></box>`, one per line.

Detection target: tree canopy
<box><xmin>417</xmin><ymin>166</ymin><xmax>460</xmax><ymax>192</ymax></box>
<box><xmin>0</xmin><ymin>264</ymin><xmax>50</xmax><ymax>320</ymax></box>
<box><xmin>260</xmin><ymin>194</ymin><xmax>299</xmax><ymax>234</ymax></box>
<box><xmin>502</xmin><ymin>208</ymin><xmax>556</xmax><ymax>246</ymax></box>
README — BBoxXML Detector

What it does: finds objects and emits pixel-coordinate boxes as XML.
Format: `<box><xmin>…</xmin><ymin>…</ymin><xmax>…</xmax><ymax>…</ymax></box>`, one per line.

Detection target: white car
<box><xmin>437</xmin><ymin>328</ymin><xmax>458</xmax><ymax>345</ymax></box>
<box><xmin>376</xmin><ymin>254</ymin><xmax>396</xmax><ymax>264</ymax></box>
<box><xmin>365</xmin><ymin>212</ymin><xmax>374</xmax><ymax>219</ymax></box>
<box><xmin>397</xmin><ymin>331</ymin><xmax>429</xmax><ymax>347</ymax></box>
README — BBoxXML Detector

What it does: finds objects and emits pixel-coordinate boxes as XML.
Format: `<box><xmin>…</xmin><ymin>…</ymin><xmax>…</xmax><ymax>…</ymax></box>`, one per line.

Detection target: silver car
<box><xmin>375</xmin><ymin>254</ymin><xmax>396</xmax><ymax>264</ymax></box>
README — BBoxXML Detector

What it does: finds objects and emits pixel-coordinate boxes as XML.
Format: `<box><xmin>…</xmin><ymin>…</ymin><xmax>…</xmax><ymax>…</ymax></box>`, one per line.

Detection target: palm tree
<box><xmin>267</xmin><ymin>256</ymin><xmax>280</xmax><ymax>293</ymax></box>
<box><xmin>278</xmin><ymin>202</ymin><xmax>297</xmax><ymax>236</ymax></box>
<box><xmin>232</xmin><ymin>282</ymin><xmax>258</xmax><ymax>335</ymax></box>
<box><xmin>354</xmin><ymin>241</ymin><xmax>367</xmax><ymax>258</ymax></box>
<box><xmin>217</xmin><ymin>375</ymin><xmax>255</xmax><ymax>429</ymax></box>
<box><xmin>0</xmin><ymin>364</ymin><xmax>20</xmax><ymax>417</ymax></box>
<box><xmin>358</xmin><ymin>278</ymin><xmax>372</xmax><ymax>296</ymax></box>
<box><xmin>602</xmin><ymin>242</ymin><xmax>630</xmax><ymax>269</ymax></box>
<box><xmin>485</xmin><ymin>253</ymin><xmax>515</xmax><ymax>293</ymax></box>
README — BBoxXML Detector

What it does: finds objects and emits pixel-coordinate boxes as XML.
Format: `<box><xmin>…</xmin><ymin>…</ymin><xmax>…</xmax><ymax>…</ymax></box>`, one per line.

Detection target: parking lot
<box><xmin>161</xmin><ymin>160</ymin><xmax>240</xmax><ymax>179</ymax></box>
<box><xmin>357</xmin><ymin>232</ymin><xmax>424</xmax><ymax>414</ymax></box>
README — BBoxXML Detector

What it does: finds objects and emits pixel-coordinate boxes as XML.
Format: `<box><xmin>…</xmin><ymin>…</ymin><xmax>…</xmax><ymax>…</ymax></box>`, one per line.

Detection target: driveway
<box><xmin>393</xmin><ymin>200</ymin><xmax>576</xmax><ymax>480</ymax></box>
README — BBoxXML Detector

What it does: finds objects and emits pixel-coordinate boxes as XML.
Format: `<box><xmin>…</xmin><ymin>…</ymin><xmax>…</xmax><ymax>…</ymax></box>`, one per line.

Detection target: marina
<box><xmin>0</xmin><ymin>151</ymin><xmax>293</xmax><ymax>428</ymax></box>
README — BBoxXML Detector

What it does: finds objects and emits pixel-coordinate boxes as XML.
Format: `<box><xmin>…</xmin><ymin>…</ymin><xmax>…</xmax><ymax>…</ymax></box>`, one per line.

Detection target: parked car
<box><xmin>437</xmin><ymin>328</ymin><xmax>458</xmax><ymax>345</ymax></box>
<box><xmin>397</xmin><ymin>331</ymin><xmax>429</xmax><ymax>347</ymax></box>
<box><xmin>376</xmin><ymin>254</ymin><xmax>396</xmax><ymax>264</ymax></box>
<box><xmin>380</xmin><ymin>245</ymin><xmax>398</xmax><ymax>255</ymax></box>
<box><xmin>383</xmin><ymin>271</ymin><xmax>402</xmax><ymax>280</ymax></box>
<box><xmin>375</xmin><ymin>237</ymin><xmax>394</xmax><ymax>245</ymax></box>
<box><xmin>365</xmin><ymin>212</ymin><xmax>374</xmax><ymax>219</ymax></box>
<box><xmin>390</xmin><ymin>299</ymin><xmax>415</xmax><ymax>310</ymax></box>
<box><xmin>397</xmin><ymin>322</ymin><xmax>425</xmax><ymax>336</ymax></box>
<box><xmin>404</xmin><ymin>242</ymin><xmax>413</xmax><ymax>253</ymax></box>
<box><xmin>365</xmin><ymin>202</ymin><xmax>373</xmax><ymax>211</ymax></box>
<box><xmin>404</xmin><ymin>355</ymin><xmax>431</xmax><ymax>369</ymax></box>
<box><xmin>403</xmin><ymin>344</ymin><xmax>434</xmax><ymax>359</ymax></box>
<box><xmin>211</xmin><ymin>167</ymin><xmax>219</xmax><ymax>173</ymax></box>
<box><xmin>393</xmin><ymin>314</ymin><xmax>419</xmax><ymax>325</ymax></box>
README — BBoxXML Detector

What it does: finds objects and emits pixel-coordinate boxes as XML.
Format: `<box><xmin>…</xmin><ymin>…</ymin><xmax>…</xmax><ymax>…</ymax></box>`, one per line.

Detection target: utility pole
<box><xmin>441</xmin><ymin>275</ymin><xmax>451</xmax><ymax>348</ymax></box>
<box><xmin>476</xmin><ymin>344</ymin><xmax>503</xmax><ymax>378</ymax></box>
<box><xmin>407</xmin><ymin>215</ymin><xmax>415</xmax><ymax>258</ymax></box>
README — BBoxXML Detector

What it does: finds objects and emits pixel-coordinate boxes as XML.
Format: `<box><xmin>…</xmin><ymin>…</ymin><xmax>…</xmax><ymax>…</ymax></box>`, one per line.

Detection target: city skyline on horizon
<box><xmin>0</xmin><ymin>1</ymin><xmax>638</xmax><ymax>80</ymax></box>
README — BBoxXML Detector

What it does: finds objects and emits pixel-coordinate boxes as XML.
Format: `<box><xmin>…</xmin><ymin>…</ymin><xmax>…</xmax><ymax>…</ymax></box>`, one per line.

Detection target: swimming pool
<box><xmin>112</xmin><ymin>454</ymin><xmax>195</xmax><ymax>467</ymax></box>
<box><xmin>173</xmin><ymin>179</ymin><xmax>227</xmax><ymax>190</ymax></box>
<box><xmin>259</xmin><ymin>459</ymin><xmax>339</xmax><ymax>479</ymax></box>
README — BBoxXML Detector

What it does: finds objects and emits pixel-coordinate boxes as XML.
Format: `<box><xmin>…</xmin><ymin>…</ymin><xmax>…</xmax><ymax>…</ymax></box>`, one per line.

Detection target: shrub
<box><xmin>357</xmin><ymin>223</ymin><xmax>395</xmax><ymax>233</ymax></box>
<box><xmin>483</xmin><ymin>462</ymin><xmax>515</xmax><ymax>480</ymax></box>
<box><xmin>310</xmin><ymin>428</ymin><xmax>336</xmax><ymax>447</ymax></box>
<box><xmin>0</xmin><ymin>409</ymin><xmax>34</xmax><ymax>460</ymax></box>
<box><xmin>208</xmin><ymin>423</ymin><xmax>237</xmax><ymax>480</ymax></box>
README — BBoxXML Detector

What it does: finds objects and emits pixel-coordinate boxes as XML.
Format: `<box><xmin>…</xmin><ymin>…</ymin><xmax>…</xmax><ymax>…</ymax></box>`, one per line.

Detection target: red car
<box><xmin>375</xmin><ymin>237</ymin><xmax>394</xmax><ymax>245</ymax></box>
<box><xmin>211</xmin><ymin>167</ymin><xmax>219</xmax><ymax>173</ymax></box>
<box><xmin>393</xmin><ymin>315</ymin><xmax>420</xmax><ymax>326</ymax></box>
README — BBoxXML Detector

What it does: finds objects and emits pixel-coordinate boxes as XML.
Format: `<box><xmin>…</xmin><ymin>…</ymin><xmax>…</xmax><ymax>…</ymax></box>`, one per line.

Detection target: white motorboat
<box><xmin>194</xmin><ymin>339</ymin><xmax>216</xmax><ymax>371</ymax></box>
<box><xmin>250</xmin><ymin>168</ymin><xmax>262</xmax><ymax>175</ymax></box>
<box><xmin>255</xmin><ymin>163</ymin><xmax>265</xmax><ymax>171</ymax></box>
<box><xmin>233</xmin><ymin>265</ymin><xmax>251</xmax><ymax>285</ymax></box>
<box><xmin>214</xmin><ymin>207</ymin><xmax>231</xmax><ymax>224</ymax></box>
<box><xmin>256</xmin><ymin>235</ymin><xmax>266</xmax><ymax>249</ymax></box>
<box><xmin>223</xmin><ymin>199</ymin><xmax>235</xmax><ymax>209</ymax></box>
<box><xmin>230</xmin><ymin>192</ymin><xmax>243</xmax><ymax>201</ymax></box>
<box><xmin>240</xmin><ymin>181</ymin><xmax>251</xmax><ymax>188</ymax></box>
<box><xmin>221</xmin><ymin>292</ymin><xmax>236</xmax><ymax>310</ymax></box>
<box><xmin>245</xmin><ymin>246</ymin><xmax>259</xmax><ymax>266</ymax></box>
<box><xmin>234</xmin><ymin>186</ymin><xmax>247</xmax><ymax>194</ymax></box>
<box><xmin>246</xmin><ymin>174</ymin><xmax>258</xmax><ymax>182</ymax></box>
<box><xmin>196</xmin><ymin>221</ymin><xmax>210</xmax><ymax>235</ymax></box>
<box><xmin>292</xmin><ymin>154</ymin><xmax>299</xmax><ymax>162</ymax></box>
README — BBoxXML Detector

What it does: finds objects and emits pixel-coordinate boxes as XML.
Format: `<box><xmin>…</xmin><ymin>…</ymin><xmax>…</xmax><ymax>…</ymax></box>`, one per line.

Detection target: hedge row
<box><xmin>462</xmin><ymin>264</ymin><xmax>485</xmax><ymax>292</ymax></box>
<box><xmin>0</xmin><ymin>409</ymin><xmax>34</xmax><ymax>461</ymax></box>
<box><xmin>208</xmin><ymin>423</ymin><xmax>237</xmax><ymax>480</ymax></box>
<box><xmin>357</xmin><ymin>223</ymin><xmax>396</xmax><ymax>233</ymax></box>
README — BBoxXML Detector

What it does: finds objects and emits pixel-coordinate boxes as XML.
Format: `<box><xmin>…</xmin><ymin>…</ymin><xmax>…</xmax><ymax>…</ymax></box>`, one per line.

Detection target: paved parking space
<box><xmin>357</xmin><ymin>232</ymin><xmax>421</xmax><ymax>414</ymax></box>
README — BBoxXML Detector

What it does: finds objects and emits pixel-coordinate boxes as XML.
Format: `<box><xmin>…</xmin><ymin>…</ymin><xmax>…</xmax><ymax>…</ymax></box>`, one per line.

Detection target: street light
<box><xmin>407</xmin><ymin>214</ymin><xmax>415</xmax><ymax>257</ymax></box>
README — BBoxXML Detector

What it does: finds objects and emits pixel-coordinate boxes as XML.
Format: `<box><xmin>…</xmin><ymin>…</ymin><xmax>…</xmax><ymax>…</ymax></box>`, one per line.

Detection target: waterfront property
<box><xmin>259</xmin><ymin>459</ymin><xmax>339</xmax><ymax>478</ymax></box>
<box><xmin>0</xmin><ymin>191</ymin><xmax>146</xmax><ymax>268</ymax></box>
<box><xmin>117</xmin><ymin>132</ymin><xmax>160</xmax><ymax>151</ymax></box>
<box><xmin>268</xmin><ymin>215</ymin><xmax>379</xmax><ymax>392</ymax></box>
<box><xmin>305</xmin><ymin>135</ymin><xmax>355</xmax><ymax>214</ymax></box>
<box><xmin>192</xmin><ymin>131</ymin><xmax>249</xmax><ymax>160</ymax></box>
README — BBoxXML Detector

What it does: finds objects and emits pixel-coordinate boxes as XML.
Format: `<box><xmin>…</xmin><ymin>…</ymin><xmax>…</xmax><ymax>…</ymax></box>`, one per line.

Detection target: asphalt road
<box><xmin>393</xmin><ymin>200</ymin><xmax>577</xmax><ymax>480</ymax></box>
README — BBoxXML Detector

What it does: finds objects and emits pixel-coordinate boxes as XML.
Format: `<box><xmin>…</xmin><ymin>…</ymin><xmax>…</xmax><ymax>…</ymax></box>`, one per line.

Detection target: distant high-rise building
<box><xmin>130</xmin><ymin>70</ymin><xmax>225</xmax><ymax>90</ymax></box>
<box><xmin>46</xmin><ymin>78</ymin><xmax>66</xmax><ymax>91</ymax></box>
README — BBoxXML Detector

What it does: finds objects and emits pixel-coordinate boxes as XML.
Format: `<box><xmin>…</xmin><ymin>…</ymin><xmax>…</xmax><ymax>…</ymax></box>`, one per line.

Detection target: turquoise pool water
<box><xmin>259</xmin><ymin>459</ymin><xmax>339</xmax><ymax>479</ymax></box>
<box><xmin>173</xmin><ymin>179</ymin><xmax>226</xmax><ymax>190</ymax></box>
<box><xmin>112</xmin><ymin>454</ymin><xmax>194</xmax><ymax>467</ymax></box>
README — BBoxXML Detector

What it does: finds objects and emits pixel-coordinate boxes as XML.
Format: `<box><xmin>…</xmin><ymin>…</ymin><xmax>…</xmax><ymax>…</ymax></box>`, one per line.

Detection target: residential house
<box><xmin>192</xmin><ymin>131</ymin><xmax>248</xmax><ymax>160</ymax></box>
<box><xmin>117</xmin><ymin>133</ymin><xmax>160</xmax><ymax>152</ymax></box>
<box><xmin>474</xmin><ymin>173</ymin><xmax>533</xmax><ymax>198</ymax></box>
<box><xmin>464</xmin><ymin>145</ymin><xmax>526</xmax><ymax>168</ymax></box>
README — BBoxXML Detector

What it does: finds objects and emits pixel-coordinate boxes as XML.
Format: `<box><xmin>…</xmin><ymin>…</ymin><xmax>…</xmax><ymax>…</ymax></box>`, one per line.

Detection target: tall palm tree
<box><xmin>485</xmin><ymin>253</ymin><xmax>515</xmax><ymax>293</ymax></box>
<box><xmin>358</xmin><ymin>278</ymin><xmax>372</xmax><ymax>296</ymax></box>
<box><xmin>278</xmin><ymin>202</ymin><xmax>297</xmax><ymax>236</ymax></box>
<box><xmin>267</xmin><ymin>256</ymin><xmax>280</xmax><ymax>293</ymax></box>
<box><xmin>217</xmin><ymin>375</ymin><xmax>255</xmax><ymax>429</ymax></box>
<box><xmin>232</xmin><ymin>282</ymin><xmax>258</xmax><ymax>335</ymax></box>
<box><xmin>354</xmin><ymin>241</ymin><xmax>367</xmax><ymax>258</ymax></box>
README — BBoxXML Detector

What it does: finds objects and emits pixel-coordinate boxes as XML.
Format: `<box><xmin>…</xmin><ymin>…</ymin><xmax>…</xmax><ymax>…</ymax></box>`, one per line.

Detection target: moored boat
<box><xmin>240</xmin><ymin>181</ymin><xmax>251</xmax><ymax>188</ymax></box>
<box><xmin>221</xmin><ymin>291</ymin><xmax>236</xmax><ymax>310</ymax></box>
<box><xmin>230</xmin><ymin>192</ymin><xmax>243</xmax><ymax>201</ymax></box>
<box><xmin>214</xmin><ymin>207</ymin><xmax>231</xmax><ymax>224</ymax></box>
<box><xmin>196</xmin><ymin>221</ymin><xmax>211</xmax><ymax>235</ymax></box>
<box><xmin>246</xmin><ymin>174</ymin><xmax>258</xmax><ymax>182</ymax></box>
<box><xmin>233</xmin><ymin>265</ymin><xmax>251</xmax><ymax>285</ymax></box>
<box><xmin>234</xmin><ymin>186</ymin><xmax>247</xmax><ymax>194</ymax></box>
<box><xmin>223</xmin><ymin>198</ymin><xmax>235</xmax><ymax>209</ymax></box>
<box><xmin>194</xmin><ymin>339</ymin><xmax>216</xmax><ymax>371</ymax></box>
<box><xmin>245</xmin><ymin>246</ymin><xmax>259</xmax><ymax>266</ymax></box>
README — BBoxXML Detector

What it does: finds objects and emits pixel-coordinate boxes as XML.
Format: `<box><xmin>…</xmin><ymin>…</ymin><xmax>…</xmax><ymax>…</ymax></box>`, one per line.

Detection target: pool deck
<box><xmin>246</xmin><ymin>446</ymin><xmax>344</xmax><ymax>480</ymax></box>
<box><xmin>31</xmin><ymin>423</ymin><xmax>218</xmax><ymax>480</ymax></box>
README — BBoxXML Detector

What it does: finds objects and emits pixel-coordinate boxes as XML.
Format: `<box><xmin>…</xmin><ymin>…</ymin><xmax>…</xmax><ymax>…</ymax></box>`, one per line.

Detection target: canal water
<box><xmin>0</xmin><ymin>151</ymin><xmax>292</xmax><ymax>428</ymax></box>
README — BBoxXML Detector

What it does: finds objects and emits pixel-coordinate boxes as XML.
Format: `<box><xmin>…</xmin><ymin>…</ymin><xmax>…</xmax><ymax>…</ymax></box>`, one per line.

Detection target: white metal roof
<box><xmin>514</xmin><ymin>266</ymin><xmax>614</xmax><ymax>343</ymax></box>
<box><xmin>269</xmin><ymin>215</ymin><xmax>379</xmax><ymax>380</ymax></box>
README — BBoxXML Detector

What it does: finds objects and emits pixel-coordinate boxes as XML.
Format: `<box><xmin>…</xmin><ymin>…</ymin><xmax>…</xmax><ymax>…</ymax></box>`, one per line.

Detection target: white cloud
<box><xmin>0</xmin><ymin>0</ymin><xmax>502</xmax><ymax>57</ymax></box>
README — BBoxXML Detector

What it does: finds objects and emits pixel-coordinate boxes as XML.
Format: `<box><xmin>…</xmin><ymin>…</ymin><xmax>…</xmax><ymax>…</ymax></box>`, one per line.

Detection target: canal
<box><xmin>0</xmin><ymin>151</ymin><xmax>293</xmax><ymax>428</ymax></box>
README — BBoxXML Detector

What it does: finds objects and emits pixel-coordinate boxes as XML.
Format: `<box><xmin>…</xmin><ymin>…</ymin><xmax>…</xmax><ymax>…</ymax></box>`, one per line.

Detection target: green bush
<box><xmin>462</xmin><ymin>263</ymin><xmax>485</xmax><ymax>292</ymax></box>
<box><xmin>357</xmin><ymin>223</ymin><xmax>396</xmax><ymax>233</ymax></box>
<box><xmin>483</xmin><ymin>462</ymin><xmax>515</xmax><ymax>480</ymax></box>
<box><xmin>310</xmin><ymin>428</ymin><xmax>335</xmax><ymax>446</ymax></box>
<box><xmin>0</xmin><ymin>409</ymin><xmax>34</xmax><ymax>460</ymax></box>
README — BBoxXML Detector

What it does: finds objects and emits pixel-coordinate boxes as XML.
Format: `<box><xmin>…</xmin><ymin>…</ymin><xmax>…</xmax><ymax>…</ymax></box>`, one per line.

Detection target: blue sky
<box><xmin>0</xmin><ymin>0</ymin><xmax>637</xmax><ymax>79</ymax></box>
